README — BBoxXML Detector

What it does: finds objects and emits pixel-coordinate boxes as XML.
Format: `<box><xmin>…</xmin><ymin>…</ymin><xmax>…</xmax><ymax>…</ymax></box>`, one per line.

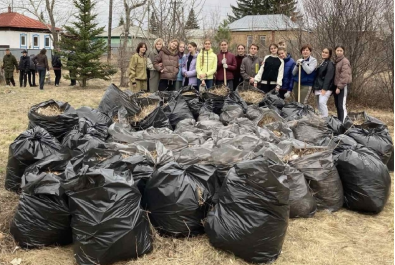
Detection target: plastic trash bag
<box><xmin>325</xmin><ymin>115</ymin><xmax>344</xmax><ymax>135</ymax></box>
<box><xmin>76</xmin><ymin>106</ymin><xmax>112</xmax><ymax>127</ymax></box>
<box><xmin>144</xmin><ymin>162</ymin><xmax>217</xmax><ymax>237</ymax></box>
<box><xmin>205</xmin><ymin>156</ymin><xmax>289</xmax><ymax>264</ymax></box>
<box><xmin>220</xmin><ymin>104</ymin><xmax>244</xmax><ymax>125</ymax></box>
<box><xmin>260</xmin><ymin>90</ymin><xmax>285</xmax><ymax>110</ymax></box>
<box><xmin>335</xmin><ymin>145</ymin><xmax>391</xmax><ymax>213</ymax></box>
<box><xmin>187</xmin><ymin>97</ymin><xmax>204</xmax><ymax>120</ymax></box>
<box><xmin>346</xmin><ymin>127</ymin><xmax>393</xmax><ymax>164</ymax></box>
<box><xmin>343</xmin><ymin>111</ymin><xmax>387</xmax><ymax>130</ymax></box>
<box><xmin>198</xmin><ymin>109</ymin><xmax>220</xmax><ymax>121</ymax></box>
<box><xmin>163</xmin><ymin>95</ymin><xmax>194</xmax><ymax>129</ymax></box>
<box><xmin>28</xmin><ymin>99</ymin><xmax>79</xmax><ymax>141</ymax></box>
<box><xmin>66</xmin><ymin>169</ymin><xmax>153</xmax><ymax>265</ymax></box>
<box><xmin>98</xmin><ymin>83</ymin><xmax>141</xmax><ymax>119</ymax></box>
<box><xmin>330</xmin><ymin>134</ymin><xmax>358</xmax><ymax>160</ymax></box>
<box><xmin>5</xmin><ymin>127</ymin><xmax>64</xmax><ymax>192</ymax></box>
<box><xmin>235</xmin><ymin>83</ymin><xmax>266</xmax><ymax>105</ymax></box>
<box><xmin>290</xmin><ymin>149</ymin><xmax>344</xmax><ymax>212</ymax></box>
<box><xmin>285</xmin><ymin>165</ymin><xmax>317</xmax><ymax>218</ymax></box>
<box><xmin>281</xmin><ymin>102</ymin><xmax>317</xmax><ymax>121</ymax></box>
<box><xmin>128</xmin><ymin>140</ymin><xmax>174</xmax><ymax>166</ymax></box>
<box><xmin>10</xmin><ymin>153</ymin><xmax>72</xmax><ymax>248</ymax></box>
<box><xmin>255</xmin><ymin>109</ymin><xmax>284</xmax><ymax>127</ymax></box>
<box><xmin>290</xmin><ymin>117</ymin><xmax>333</xmax><ymax>146</ymax></box>
<box><xmin>264</xmin><ymin>121</ymin><xmax>294</xmax><ymax>141</ymax></box>
<box><xmin>108</xmin><ymin>123</ymin><xmax>144</xmax><ymax>143</ymax></box>
<box><xmin>131</xmin><ymin>105</ymin><xmax>171</xmax><ymax>131</ymax></box>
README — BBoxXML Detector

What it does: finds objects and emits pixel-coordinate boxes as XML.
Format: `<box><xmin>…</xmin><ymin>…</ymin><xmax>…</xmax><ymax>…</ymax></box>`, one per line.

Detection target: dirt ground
<box><xmin>0</xmin><ymin>76</ymin><xmax>393</xmax><ymax>265</ymax></box>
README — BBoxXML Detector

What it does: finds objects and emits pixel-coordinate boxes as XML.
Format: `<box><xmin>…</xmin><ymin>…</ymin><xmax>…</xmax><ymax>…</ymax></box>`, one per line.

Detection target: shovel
<box><xmin>298</xmin><ymin>63</ymin><xmax>301</xmax><ymax>103</ymax></box>
<box><xmin>223</xmin><ymin>54</ymin><xmax>227</xmax><ymax>87</ymax></box>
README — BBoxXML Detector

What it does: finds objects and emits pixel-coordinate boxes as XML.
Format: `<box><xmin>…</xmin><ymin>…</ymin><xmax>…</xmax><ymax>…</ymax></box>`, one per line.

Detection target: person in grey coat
<box><xmin>147</xmin><ymin>38</ymin><xmax>164</xmax><ymax>92</ymax></box>
<box><xmin>240</xmin><ymin>44</ymin><xmax>263</xmax><ymax>85</ymax></box>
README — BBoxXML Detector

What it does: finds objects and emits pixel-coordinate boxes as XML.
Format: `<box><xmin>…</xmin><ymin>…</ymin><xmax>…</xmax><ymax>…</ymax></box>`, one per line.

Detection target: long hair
<box><xmin>40</xmin><ymin>48</ymin><xmax>46</xmax><ymax>55</ymax></box>
<box><xmin>136</xmin><ymin>42</ymin><xmax>147</xmax><ymax>55</ymax></box>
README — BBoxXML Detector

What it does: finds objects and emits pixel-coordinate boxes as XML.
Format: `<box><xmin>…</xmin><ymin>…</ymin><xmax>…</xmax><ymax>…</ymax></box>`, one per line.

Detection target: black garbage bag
<box><xmin>290</xmin><ymin>149</ymin><xmax>343</xmax><ymax>212</ymax></box>
<box><xmin>325</xmin><ymin>115</ymin><xmax>344</xmax><ymax>135</ymax></box>
<box><xmin>66</xmin><ymin>169</ymin><xmax>153</xmax><ymax>265</ymax></box>
<box><xmin>388</xmin><ymin>148</ymin><xmax>394</xmax><ymax>172</ymax></box>
<box><xmin>179</xmin><ymin>86</ymin><xmax>200</xmax><ymax>101</ymax></box>
<box><xmin>260</xmin><ymin>90</ymin><xmax>285</xmax><ymax>110</ymax></box>
<box><xmin>187</xmin><ymin>97</ymin><xmax>203</xmax><ymax>120</ymax></box>
<box><xmin>335</xmin><ymin>145</ymin><xmax>391</xmax><ymax>213</ymax></box>
<box><xmin>202</xmin><ymin>86</ymin><xmax>230</xmax><ymax>115</ymax></box>
<box><xmin>219</xmin><ymin>91</ymin><xmax>247</xmax><ymax>124</ymax></box>
<box><xmin>76</xmin><ymin>106</ymin><xmax>112</xmax><ymax>127</ymax></box>
<box><xmin>131</xmin><ymin>91</ymin><xmax>161</xmax><ymax>106</ymax></box>
<box><xmin>346</xmin><ymin>127</ymin><xmax>393</xmax><ymax>164</ymax></box>
<box><xmin>285</xmin><ymin>165</ymin><xmax>317</xmax><ymax>218</ymax></box>
<box><xmin>28</xmin><ymin>99</ymin><xmax>79</xmax><ymax>141</ymax></box>
<box><xmin>235</xmin><ymin>83</ymin><xmax>266</xmax><ymax>105</ymax></box>
<box><xmin>163</xmin><ymin>94</ymin><xmax>194</xmax><ymax>129</ymax></box>
<box><xmin>5</xmin><ymin>127</ymin><xmax>64</xmax><ymax>192</ymax></box>
<box><xmin>122</xmin><ymin>155</ymin><xmax>154</xmax><ymax>196</ymax></box>
<box><xmin>62</xmin><ymin>126</ymin><xmax>106</xmax><ymax>152</ymax></box>
<box><xmin>343</xmin><ymin>111</ymin><xmax>387</xmax><ymax>130</ymax></box>
<box><xmin>330</xmin><ymin>134</ymin><xmax>358</xmax><ymax>160</ymax></box>
<box><xmin>281</xmin><ymin>102</ymin><xmax>317</xmax><ymax>121</ymax></box>
<box><xmin>205</xmin><ymin>157</ymin><xmax>289</xmax><ymax>264</ymax></box>
<box><xmin>144</xmin><ymin>162</ymin><xmax>217</xmax><ymax>237</ymax></box>
<box><xmin>131</xmin><ymin>105</ymin><xmax>171</xmax><ymax>131</ymax></box>
<box><xmin>98</xmin><ymin>83</ymin><xmax>141</xmax><ymax>119</ymax></box>
<box><xmin>265</xmin><ymin>121</ymin><xmax>294</xmax><ymax>141</ymax></box>
<box><xmin>10</xmin><ymin>153</ymin><xmax>72</xmax><ymax>248</ymax></box>
<box><xmin>290</xmin><ymin>118</ymin><xmax>333</xmax><ymax>146</ymax></box>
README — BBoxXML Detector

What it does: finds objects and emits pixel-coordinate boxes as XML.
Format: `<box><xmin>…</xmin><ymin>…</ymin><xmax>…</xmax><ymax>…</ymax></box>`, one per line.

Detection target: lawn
<box><xmin>0</xmin><ymin>78</ymin><xmax>393</xmax><ymax>265</ymax></box>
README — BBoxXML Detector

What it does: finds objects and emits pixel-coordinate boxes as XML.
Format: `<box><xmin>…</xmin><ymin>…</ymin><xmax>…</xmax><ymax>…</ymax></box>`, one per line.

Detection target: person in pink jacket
<box><xmin>215</xmin><ymin>40</ymin><xmax>237</xmax><ymax>90</ymax></box>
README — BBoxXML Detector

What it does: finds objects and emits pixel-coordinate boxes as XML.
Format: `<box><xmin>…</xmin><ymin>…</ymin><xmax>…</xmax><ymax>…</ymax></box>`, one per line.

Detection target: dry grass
<box><xmin>36</xmin><ymin>103</ymin><xmax>64</xmax><ymax>116</ymax></box>
<box><xmin>207</xmin><ymin>85</ymin><xmax>229</xmax><ymax>97</ymax></box>
<box><xmin>181</xmin><ymin>91</ymin><xmax>196</xmax><ymax>96</ymax></box>
<box><xmin>273</xmin><ymin>130</ymin><xmax>283</xmax><ymax>137</ymax></box>
<box><xmin>238</xmin><ymin>90</ymin><xmax>265</xmax><ymax>104</ymax></box>
<box><xmin>258</xmin><ymin>115</ymin><xmax>277</xmax><ymax>127</ymax></box>
<box><xmin>283</xmin><ymin>148</ymin><xmax>323</xmax><ymax>163</ymax></box>
<box><xmin>130</xmin><ymin>103</ymin><xmax>158</xmax><ymax>123</ymax></box>
<box><xmin>0</xmin><ymin>77</ymin><xmax>393</xmax><ymax>265</ymax></box>
<box><xmin>137</xmin><ymin>92</ymin><xmax>154</xmax><ymax>98</ymax></box>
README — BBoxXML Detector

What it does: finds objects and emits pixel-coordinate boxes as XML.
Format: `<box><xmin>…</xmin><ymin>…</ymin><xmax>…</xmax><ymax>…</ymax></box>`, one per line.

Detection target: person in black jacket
<box><xmin>313</xmin><ymin>47</ymin><xmax>335</xmax><ymax>117</ymax></box>
<box><xmin>52</xmin><ymin>49</ymin><xmax>62</xmax><ymax>87</ymax></box>
<box><xmin>19</xmin><ymin>50</ymin><xmax>30</xmax><ymax>87</ymax></box>
<box><xmin>28</xmin><ymin>54</ymin><xmax>37</xmax><ymax>87</ymax></box>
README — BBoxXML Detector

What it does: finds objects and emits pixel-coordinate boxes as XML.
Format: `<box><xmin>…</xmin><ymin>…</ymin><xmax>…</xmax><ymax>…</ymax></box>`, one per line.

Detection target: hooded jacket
<box><xmin>2</xmin><ymin>53</ymin><xmax>18</xmax><ymax>72</ymax></box>
<box><xmin>154</xmin><ymin>46</ymin><xmax>179</xmax><ymax>81</ymax></box>
<box><xmin>334</xmin><ymin>55</ymin><xmax>352</xmax><ymax>89</ymax></box>
<box><xmin>282</xmin><ymin>54</ymin><xmax>296</xmax><ymax>91</ymax></box>
<box><xmin>196</xmin><ymin>48</ymin><xmax>217</xmax><ymax>80</ymax></box>
<box><xmin>182</xmin><ymin>52</ymin><xmax>199</xmax><ymax>86</ymax></box>
<box><xmin>313</xmin><ymin>59</ymin><xmax>335</xmax><ymax>91</ymax></box>
<box><xmin>240</xmin><ymin>54</ymin><xmax>263</xmax><ymax>81</ymax></box>
<box><xmin>129</xmin><ymin>53</ymin><xmax>148</xmax><ymax>83</ymax></box>
<box><xmin>216</xmin><ymin>51</ymin><xmax>237</xmax><ymax>81</ymax></box>
<box><xmin>19</xmin><ymin>55</ymin><xmax>30</xmax><ymax>72</ymax></box>
<box><xmin>292</xmin><ymin>56</ymin><xmax>317</xmax><ymax>86</ymax></box>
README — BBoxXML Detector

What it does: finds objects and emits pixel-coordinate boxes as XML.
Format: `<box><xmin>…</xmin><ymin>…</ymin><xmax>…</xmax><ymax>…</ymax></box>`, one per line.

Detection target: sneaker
<box><xmin>5</xmin><ymin>85</ymin><xmax>10</xmax><ymax>87</ymax></box>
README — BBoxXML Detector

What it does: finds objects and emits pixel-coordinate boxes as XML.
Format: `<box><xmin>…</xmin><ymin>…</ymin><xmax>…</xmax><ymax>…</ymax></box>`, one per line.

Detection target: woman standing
<box><xmin>153</xmin><ymin>39</ymin><xmax>179</xmax><ymax>91</ymax></box>
<box><xmin>277</xmin><ymin>47</ymin><xmax>295</xmax><ymax>99</ymax></box>
<box><xmin>129</xmin><ymin>42</ymin><xmax>152</xmax><ymax>92</ymax></box>
<box><xmin>292</xmin><ymin>44</ymin><xmax>317</xmax><ymax>104</ymax></box>
<box><xmin>147</xmin><ymin>38</ymin><xmax>163</xmax><ymax>92</ymax></box>
<box><xmin>175</xmin><ymin>41</ymin><xmax>186</xmax><ymax>90</ymax></box>
<box><xmin>196</xmin><ymin>39</ymin><xmax>217</xmax><ymax>89</ymax></box>
<box><xmin>52</xmin><ymin>48</ymin><xmax>62</xmax><ymax>87</ymax></box>
<box><xmin>312</xmin><ymin>48</ymin><xmax>335</xmax><ymax>118</ymax></box>
<box><xmin>34</xmin><ymin>48</ymin><xmax>49</xmax><ymax>90</ymax></box>
<box><xmin>234</xmin><ymin>44</ymin><xmax>247</xmax><ymax>89</ymax></box>
<box><xmin>254</xmin><ymin>43</ymin><xmax>284</xmax><ymax>93</ymax></box>
<box><xmin>182</xmin><ymin>42</ymin><xmax>199</xmax><ymax>89</ymax></box>
<box><xmin>216</xmin><ymin>40</ymin><xmax>237</xmax><ymax>90</ymax></box>
<box><xmin>333</xmin><ymin>45</ymin><xmax>352</xmax><ymax>122</ymax></box>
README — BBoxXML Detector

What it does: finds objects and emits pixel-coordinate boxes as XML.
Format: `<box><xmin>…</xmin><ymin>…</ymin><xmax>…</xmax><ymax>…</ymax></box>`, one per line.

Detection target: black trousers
<box><xmin>6</xmin><ymin>76</ymin><xmax>15</xmax><ymax>86</ymax></box>
<box><xmin>158</xmin><ymin>79</ymin><xmax>175</xmax><ymax>91</ymax></box>
<box><xmin>70</xmin><ymin>70</ymin><xmax>76</xmax><ymax>85</ymax></box>
<box><xmin>28</xmin><ymin>70</ymin><xmax>37</xmax><ymax>86</ymax></box>
<box><xmin>54</xmin><ymin>69</ymin><xmax>61</xmax><ymax>85</ymax></box>
<box><xmin>19</xmin><ymin>70</ymin><xmax>28</xmax><ymax>87</ymax></box>
<box><xmin>260</xmin><ymin>83</ymin><xmax>277</xmax><ymax>93</ymax></box>
<box><xmin>334</xmin><ymin>86</ymin><xmax>348</xmax><ymax>122</ymax></box>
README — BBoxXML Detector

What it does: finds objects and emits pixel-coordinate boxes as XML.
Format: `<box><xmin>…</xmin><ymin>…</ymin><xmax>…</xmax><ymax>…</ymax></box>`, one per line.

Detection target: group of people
<box><xmin>128</xmin><ymin>39</ymin><xmax>352</xmax><ymax>122</ymax></box>
<box><xmin>1</xmin><ymin>48</ymin><xmax>69</xmax><ymax>90</ymax></box>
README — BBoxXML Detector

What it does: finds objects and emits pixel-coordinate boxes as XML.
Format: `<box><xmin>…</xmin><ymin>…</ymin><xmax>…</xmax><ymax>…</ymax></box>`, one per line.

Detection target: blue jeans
<box><xmin>197</xmin><ymin>79</ymin><xmax>214</xmax><ymax>89</ymax></box>
<box><xmin>37</xmin><ymin>67</ymin><xmax>46</xmax><ymax>89</ymax></box>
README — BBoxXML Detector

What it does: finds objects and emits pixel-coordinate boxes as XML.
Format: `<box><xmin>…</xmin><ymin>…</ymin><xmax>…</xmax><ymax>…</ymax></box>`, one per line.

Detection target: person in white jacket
<box><xmin>254</xmin><ymin>43</ymin><xmax>284</xmax><ymax>93</ymax></box>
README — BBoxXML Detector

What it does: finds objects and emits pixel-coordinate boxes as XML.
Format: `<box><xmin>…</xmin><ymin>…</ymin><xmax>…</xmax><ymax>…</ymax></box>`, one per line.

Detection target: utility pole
<box><xmin>107</xmin><ymin>0</ymin><xmax>113</xmax><ymax>63</ymax></box>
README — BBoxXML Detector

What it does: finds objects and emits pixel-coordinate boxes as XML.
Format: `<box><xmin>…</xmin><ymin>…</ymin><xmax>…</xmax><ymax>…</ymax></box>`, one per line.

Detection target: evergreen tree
<box><xmin>149</xmin><ymin>12</ymin><xmax>158</xmax><ymax>34</ymax></box>
<box><xmin>214</xmin><ymin>20</ymin><xmax>231</xmax><ymax>53</ymax></box>
<box><xmin>185</xmin><ymin>8</ymin><xmax>199</xmax><ymax>29</ymax></box>
<box><xmin>59</xmin><ymin>0</ymin><xmax>116</xmax><ymax>87</ymax></box>
<box><xmin>118</xmin><ymin>16</ymin><xmax>125</xmax><ymax>27</ymax></box>
<box><xmin>273</xmin><ymin>0</ymin><xmax>299</xmax><ymax>18</ymax></box>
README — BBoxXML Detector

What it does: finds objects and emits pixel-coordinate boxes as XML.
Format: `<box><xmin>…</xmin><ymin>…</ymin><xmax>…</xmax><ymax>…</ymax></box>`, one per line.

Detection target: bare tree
<box><xmin>108</xmin><ymin>0</ymin><xmax>113</xmax><ymax>63</ymax></box>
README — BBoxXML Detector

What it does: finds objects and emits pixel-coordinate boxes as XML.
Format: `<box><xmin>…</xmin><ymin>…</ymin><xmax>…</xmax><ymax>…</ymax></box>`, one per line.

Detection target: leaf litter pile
<box><xmin>207</xmin><ymin>85</ymin><xmax>229</xmax><ymax>97</ymax></box>
<box><xmin>130</xmin><ymin>103</ymin><xmax>158</xmax><ymax>123</ymax></box>
<box><xmin>282</xmin><ymin>148</ymin><xmax>322</xmax><ymax>162</ymax></box>
<box><xmin>36</xmin><ymin>103</ymin><xmax>64</xmax><ymax>116</ymax></box>
<box><xmin>137</xmin><ymin>92</ymin><xmax>153</xmax><ymax>98</ymax></box>
<box><xmin>258</xmin><ymin>115</ymin><xmax>277</xmax><ymax>127</ymax></box>
<box><xmin>181</xmin><ymin>91</ymin><xmax>197</xmax><ymax>96</ymax></box>
<box><xmin>238</xmin><ymin>90</ymin><xmax>265</xmax><ymax>104</ymax></box>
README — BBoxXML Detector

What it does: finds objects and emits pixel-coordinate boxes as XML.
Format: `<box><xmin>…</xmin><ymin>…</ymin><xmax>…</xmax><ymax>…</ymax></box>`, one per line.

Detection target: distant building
<box><xmin>228</xmin><ymin>14</ymin><xmax>301</xmax><ymax>49</ymax></box>
<box><xmin>0</xmin><ymin>7</ymin><xmax>61</xmax><ymax>50</ymax></box>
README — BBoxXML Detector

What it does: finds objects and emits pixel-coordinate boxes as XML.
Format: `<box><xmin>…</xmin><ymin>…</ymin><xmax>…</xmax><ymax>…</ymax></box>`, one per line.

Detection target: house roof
<box><xmin>98</xmin><ymin>25</ymin><xmax>157</xmax><ymax>39</ymax></box>
<box><xmin>228</xmin><ymin>14</ymin><xmax>300</xmax><ymax>31</ymax></box>
<box><xmin>0</xmin><ymin>11</ymin><xmax>61</xmax><ymax>31</ymax></box>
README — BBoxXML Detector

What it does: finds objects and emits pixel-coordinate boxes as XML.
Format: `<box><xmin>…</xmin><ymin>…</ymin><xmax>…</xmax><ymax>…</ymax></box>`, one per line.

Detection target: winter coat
<box><xmin>2</xmin><ymin>53</ymin><xmax>18</xmax><ymax>72</ymax></box>
<box><xmin>292</xmin><ymin>56</ymin><xmax>317</xmax><ymax>86</ymax></box>
<box><xmin>235</xmin><ymin>54</ymin><xmax>246</xmax><ymax>81</ymax></box>
<box><xmin>129</xmin><ymin>53</ymin><xmax>149</xmax><ymax>83</ymax></box>
<box><xmin>216</xmin><ymin>51</ymin><xmax>237</xmax><ymax>81</ymax></box>
<box><xmin>334</xmin><ymin>55</ymin><xmax>352</xmax><ymax>89</ymax></box>
<box><xmin>18</xmin><ymin>55</ymin><xmax>30</xmax><ymax>72</ymax></box>
<box><xmin>182</xmin><ymin>52</ymin><xmax>199</xmax><ymax>86</ymax></box>
<box><xmin>153</xmin><ymin>46</ymin><xmax>179</xmax><ymax>81</ymax></box>
<box><xmin>196</xmin><ymin>49</ymin><xmax>217</xmax><ymax>80</ymax></box>
<box><xmin>240</xmin><ymin>54</ymin><xmax>263</xmax><ymax>81</ymax></box>
<box><xmin>177</xmin><ymin>54</ymin><xmax>185</xmax><ymax>81</ymax></box>
<box><xmin>254</xmin><ymin>55</ymin><xmax>284</xmax><ymax>86</ymax></box>
<box><xmin>147</xmin><ymin>45</ymin><xmax>161</xmax><ymax>91</ymax></box>
<box><xmin>282</xmin><ymin>54</ymin><xmax>296</xmax><ymax>91</ymax></box>
<box><xmin>34</xmin><ymin>54</ymin><xmax>49</xmax><ymax>71</ymax></box>
<box><xmin>313</xmin><ymin>59</ymin><xmax>335</xmax><ymax>91</ymax></box>
<box><xmin>52</xmin><ymin>54</ymin><xmax>62</xmax><ymax>70</ymax></box>
<box><xmin>29</xmin><ymin>54</ymin><xmax>36</xmax><ymax>71</ymax></box>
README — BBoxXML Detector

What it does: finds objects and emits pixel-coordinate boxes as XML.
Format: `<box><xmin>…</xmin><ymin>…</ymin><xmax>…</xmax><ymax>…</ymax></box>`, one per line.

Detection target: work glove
<box><xmin>223</xmin><ymin>63</ymin><xmax>228</xmax><ymax>69</ymax></box>
<box><xmin>275</xmin><ymin>85</ymin><xmax>280</xmax><ymax>92</ymax></box>
<box><xmin>221</xmin><ymin>58</ymin><xmax>227</xmax><ymax>64</ymax></box>
<box><xmin>284</xmin><ymin>91</ymin><xmax>291</xmax><ymax>98</ymax></box>
<box><xmin>296</xmin><ymin>59</ymin><xmax>304</xmax><ymax>65</ymax></box>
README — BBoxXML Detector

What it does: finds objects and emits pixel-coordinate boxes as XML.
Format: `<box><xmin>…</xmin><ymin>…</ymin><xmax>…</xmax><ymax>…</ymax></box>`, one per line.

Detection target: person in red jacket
<box><xmin>215</xmin><ymin>40</ymin><xmax>237</xmax><ymax>90</ymax></box>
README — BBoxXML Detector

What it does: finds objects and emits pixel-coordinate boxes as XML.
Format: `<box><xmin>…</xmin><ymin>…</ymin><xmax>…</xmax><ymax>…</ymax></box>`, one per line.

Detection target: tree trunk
<box><xmin>82</xmin><ymin>78</ymin><xmax>87</xmax><ymax>87</ymax></box>
<box><xmin>45</xmin><ymin>0</ymin><xmax>58</xmax><ymax>49</ymax></box>
<box><xmin>107</xmin><ymin>0</ymin><xmax>113</xmax><ymax>63</ymax></box>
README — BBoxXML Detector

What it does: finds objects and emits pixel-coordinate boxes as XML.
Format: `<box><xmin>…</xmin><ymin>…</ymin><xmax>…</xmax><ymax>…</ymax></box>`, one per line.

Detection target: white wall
<box><xmin>0</xmin><ymin>30</ymin><xmax>54</xmax><ymax>50</ymax></box>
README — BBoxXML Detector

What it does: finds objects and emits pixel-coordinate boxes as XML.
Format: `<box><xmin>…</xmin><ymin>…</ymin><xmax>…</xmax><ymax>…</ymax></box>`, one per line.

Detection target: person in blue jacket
<box><xmin>277</xmin><ymin>47</ymin><xmax>295</xmax><ymax>99</ymax></box>
<box><xmin>175</xmin><ymin>41</ymin><xmax>186</xmax><ymax>90</ymax></box>
<box><xmin>292</xmin><ymin>44</ymin><xmax>317</xmax><ymax>104</ymax></box>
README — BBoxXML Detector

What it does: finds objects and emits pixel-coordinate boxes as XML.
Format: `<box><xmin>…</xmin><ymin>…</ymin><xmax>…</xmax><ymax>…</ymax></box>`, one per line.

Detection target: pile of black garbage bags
<box><xmin>4</xmin><ymin>83</ymin><xmax>393</xmax><ymax>265</ymax></box>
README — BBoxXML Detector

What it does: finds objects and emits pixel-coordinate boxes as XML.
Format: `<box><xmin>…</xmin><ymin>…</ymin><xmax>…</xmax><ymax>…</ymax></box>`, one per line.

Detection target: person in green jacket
<box><xmin>129</xmin><ymin>42</ymin><xmax>153</xmax><ymax>92</ymax></box>
<box><xmin>196</xmin><ymin>39</ymin><xmax>217</xmax><ymax>89</ymax></box>
<box><xmin>2</xmin><ymin>48</ymin><xmax>18</xmax><ymax>87</ymax></box>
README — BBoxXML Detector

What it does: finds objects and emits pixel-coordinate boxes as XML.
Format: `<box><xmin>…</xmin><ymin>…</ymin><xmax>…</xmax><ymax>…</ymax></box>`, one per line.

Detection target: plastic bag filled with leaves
<box><xmin>289</xmin><ymin>117</ymin><xmax>333</xmax><ymax>146</ymax></box>
<box><xmin>281</xmin><ymin>102</ymin><xmax>317</xmax><ymax>121</ymax></box>
<box><xmin>343</xmin><ymin>111</ymin><xmax>387</xmax><ymax>130</ymax></box>
<box><xmin>162</xmin><ymin>94</ymin><xmax>194</xmax><ymax>129</ymax></box>
<box><xmin>236</xmin><ymin>82</ymin><xmax>266</xmax><ymax>105</ymax></box>
<box><xmin>205</xmin><ymin>155</ymin><xmax>289</xmax><ymax>264</ymax></box>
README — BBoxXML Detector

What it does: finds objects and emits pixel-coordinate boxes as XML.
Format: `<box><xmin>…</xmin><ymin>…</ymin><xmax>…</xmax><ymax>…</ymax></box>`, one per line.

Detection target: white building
<box><xmin>0</xmin><ymin>7</ymin><xmax>60</xmax><ymax>50</ymax></box>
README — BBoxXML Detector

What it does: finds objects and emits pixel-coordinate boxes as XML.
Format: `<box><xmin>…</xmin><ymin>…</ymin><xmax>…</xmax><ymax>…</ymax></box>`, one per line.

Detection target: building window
<box><xmin>247</xmin><ymin>35</ymin><xmax>253</xmax><ymax>48</ymax></box>
<box><xmin>33</xmin><ymin>35</ymin><xmax>39</xmax><ymax>49</ymax></box>
<box><xmin>260</xmin><ymin>35</ymin><xmax>266</xmax><ymax>47</ymax></box>
<box><xmin>44</xmin><ymin>35</ymin><xmax>50</xmax><ymax>48</ymax></box>
<box><xmin>20</xmin><ymin>34</ymin><xmax>27</xmax><ymax>48</ymax></box>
